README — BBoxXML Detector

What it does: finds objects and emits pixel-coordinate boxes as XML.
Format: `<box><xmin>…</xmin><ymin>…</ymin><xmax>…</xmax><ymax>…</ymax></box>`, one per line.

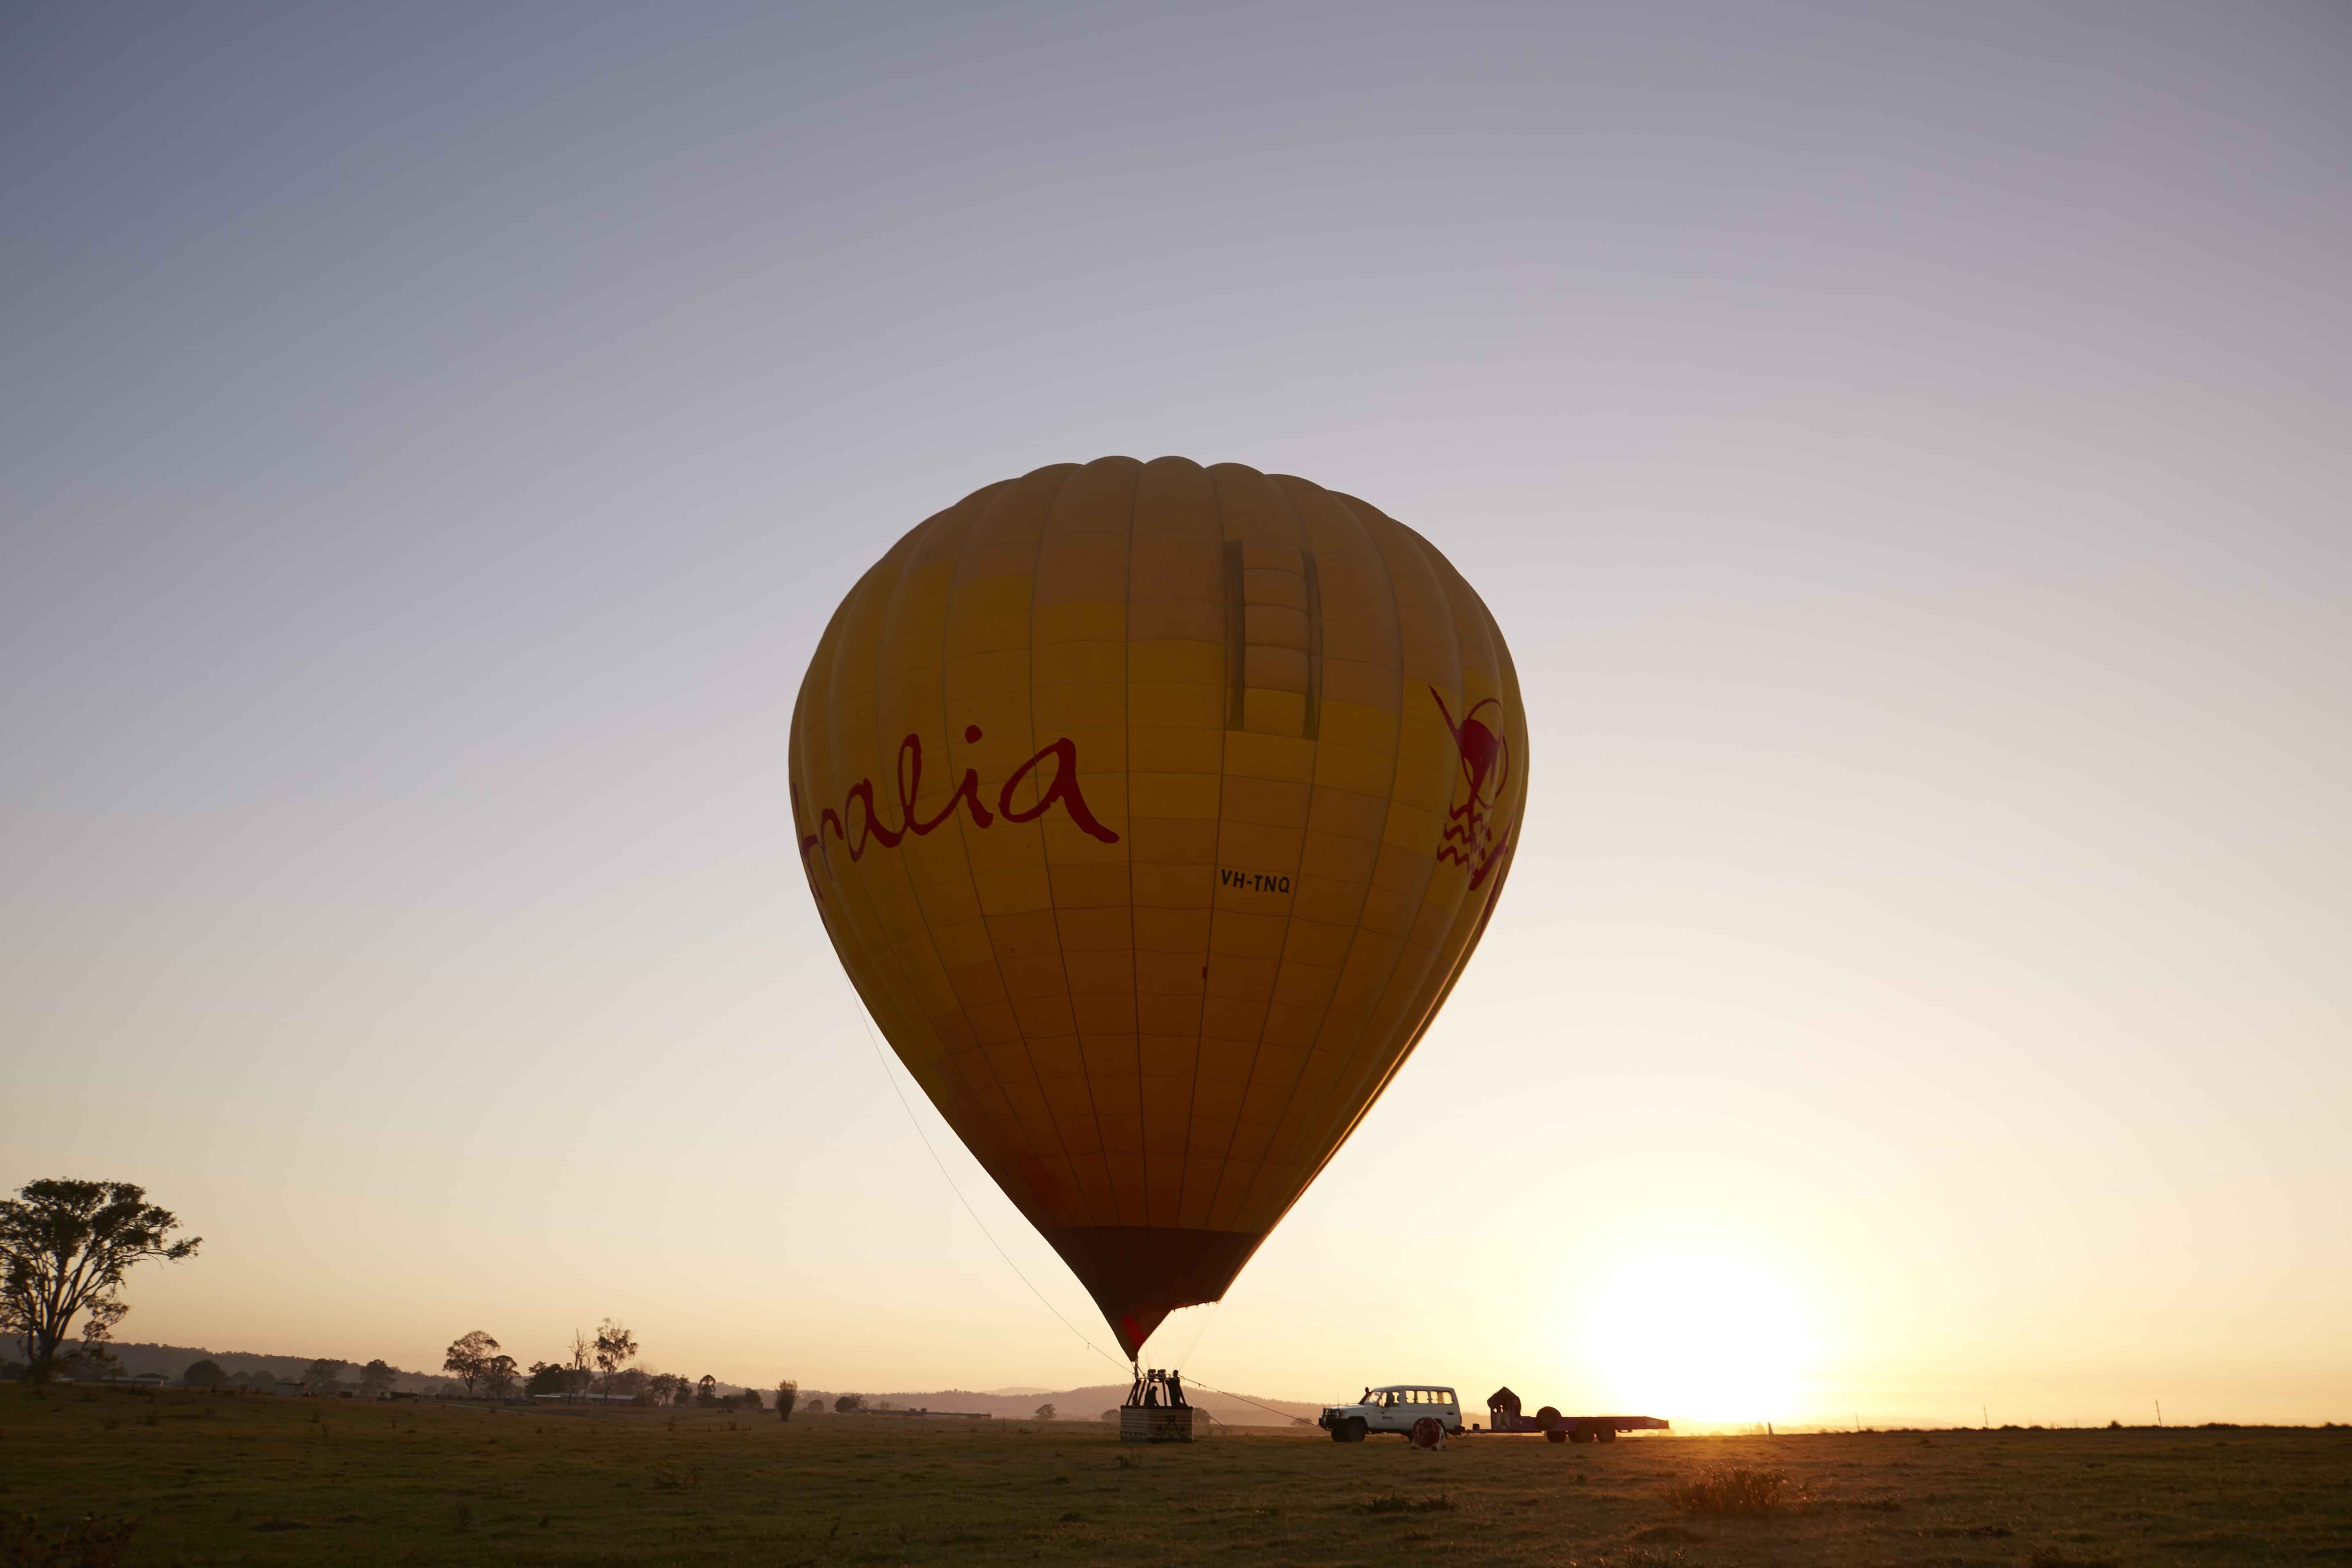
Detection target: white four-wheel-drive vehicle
<box><xmin>1318</xmin><ymin>1384</ymin><xmax>1462</xmax><ymax>1442</ymax></box>
<box><xmin>1318</xmin><ymin>1383</ymin><xmax>1670</xmax><ymax>1446</ymax></box>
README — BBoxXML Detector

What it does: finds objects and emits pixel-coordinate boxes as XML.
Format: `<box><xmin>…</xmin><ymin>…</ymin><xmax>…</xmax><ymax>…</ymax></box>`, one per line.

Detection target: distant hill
<box><xmin>78</xmin><ymin>1347</ymin><xmax>1313</xmax><ymax>1423</ymax></box>
<box><xmin>90</xmin><ymin>1343</ymin><xmax>768</xmax><ymax>1399</ymax></box>
<box><xmin>94</xmin><ymin>1342</ymin><xmax>455</xmax><ymax>1392</ymax></box>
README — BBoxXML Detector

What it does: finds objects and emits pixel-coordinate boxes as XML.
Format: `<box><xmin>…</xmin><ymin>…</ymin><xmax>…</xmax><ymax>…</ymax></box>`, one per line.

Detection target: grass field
<box><xmin>4</xmin><ymin>1384</ymin><xmax>2345</xmax><ymax>1565</ymax></box>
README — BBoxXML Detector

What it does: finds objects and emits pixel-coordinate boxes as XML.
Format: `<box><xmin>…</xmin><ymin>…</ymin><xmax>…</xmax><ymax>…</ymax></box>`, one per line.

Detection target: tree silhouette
<box><xmin>479</xmin><ymin>1354</ymin><xmax>520</xmax><ymax>1399</ymax></box>
<box><xmin>0</xmin><ymin>1179</ymin><xmax>200</xmax><ymax>1382</ymax></box>
<box><xmin>442</xmin><ymin>1331</ymin><xmax>500</xmax><ymax>1396</ymax></box>
<box><xmin>592</xmin><ymin>1319</ymin><xmax>639</xmax><ymax>1392</ymax></box>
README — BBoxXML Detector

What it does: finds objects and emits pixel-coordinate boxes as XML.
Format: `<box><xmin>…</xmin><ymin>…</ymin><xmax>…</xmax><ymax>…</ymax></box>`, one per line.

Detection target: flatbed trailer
<box><xmin>1484</xmin><ymin>1387</ymin><xmax>1668</xmax><ymax>1444</ymax></box>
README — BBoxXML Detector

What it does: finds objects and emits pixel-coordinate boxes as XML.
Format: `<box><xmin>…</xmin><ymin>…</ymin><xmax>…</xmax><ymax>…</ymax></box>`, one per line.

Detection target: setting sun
<box><xmin>1580</xmin><ymin>1253</ymin><xmax>1813</xmax><ymax>1424</ymax></box>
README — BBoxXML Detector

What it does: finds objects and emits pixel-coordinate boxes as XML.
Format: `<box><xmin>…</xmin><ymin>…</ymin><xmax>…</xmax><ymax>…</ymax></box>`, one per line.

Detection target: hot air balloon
<box><xmin>790</xmin><ymin>458</ymin><xmax>1524</xmax><ymax>1359</ymax></box>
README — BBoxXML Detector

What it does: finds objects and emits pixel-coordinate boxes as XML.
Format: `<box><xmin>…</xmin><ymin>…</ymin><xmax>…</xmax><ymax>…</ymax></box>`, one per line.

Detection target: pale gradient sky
<box><xmin>4</xmin><ymin>1</ymin><xmax>2347</xmax><ymax>1425</ymax></box>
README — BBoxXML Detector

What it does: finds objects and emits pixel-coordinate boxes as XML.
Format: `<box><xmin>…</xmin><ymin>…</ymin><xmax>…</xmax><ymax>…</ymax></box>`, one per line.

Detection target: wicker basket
<box><xmin>1119</xmin><ymin>1405</ymin><xmax>1196</xmax><ymax>1443</ymax></box>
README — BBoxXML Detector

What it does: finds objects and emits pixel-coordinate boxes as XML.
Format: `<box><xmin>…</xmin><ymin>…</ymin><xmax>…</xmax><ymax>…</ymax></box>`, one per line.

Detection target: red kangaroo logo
<box><xmin>795</xmin><ymin>725</ymin><xmax>1118</xmax><ymax>899</ymax></box>
<box><xmin>1430</xmin><ymin>687</ymin><xmax>1512</xmax><ymax>890</ymax></box>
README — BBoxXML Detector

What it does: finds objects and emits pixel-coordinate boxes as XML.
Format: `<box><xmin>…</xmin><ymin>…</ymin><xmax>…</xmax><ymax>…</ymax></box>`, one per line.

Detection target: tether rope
<box><xmin>1170</xmin><ymin>1374</ymin><xmax>1305</xmax><ymax>1426</ymax></box>
<box><xmin>844</xmin><ymin>980</ymin><xmax>1309</xmax><ymax>1425</ymax></box>
<box><xmin>846</xmin><ymin>988</ymin><xmax>1130</xmax><ymax>1376</ymax></box>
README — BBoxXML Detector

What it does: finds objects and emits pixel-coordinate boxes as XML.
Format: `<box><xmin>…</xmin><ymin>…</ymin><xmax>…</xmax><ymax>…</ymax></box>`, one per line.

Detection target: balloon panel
<box><xmin>790</xmin><ymin>458</ymin><xmax>1525</xmax><ymax>1356</ymax></box>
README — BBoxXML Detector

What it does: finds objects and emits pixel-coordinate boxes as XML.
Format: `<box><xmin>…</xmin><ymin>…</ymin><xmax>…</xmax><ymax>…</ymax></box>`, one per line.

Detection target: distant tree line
<box><xmin>164</xmin><ymin>1356</ymin><xmax>404</xmax><ymax>1396</ymax></box>
<box><xmin>436</xmin><ymin>1322</ymin><xmax>785</xmax><ymax>1411</ymax></box>
<box><xmin>2</xmin><ymin>1176</ymin><xmax>807</xmax><ymax>1410</ymax></box>
<box><xmin>16</xmin><ymin>1335</ymin><xmax>795</xmax><ymax>1406</ymax></box>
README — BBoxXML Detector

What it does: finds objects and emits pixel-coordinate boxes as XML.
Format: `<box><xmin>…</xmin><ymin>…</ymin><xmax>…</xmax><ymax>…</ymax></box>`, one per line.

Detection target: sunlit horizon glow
<box><xmin>1580</xmin><ymin>1253</ymin><xmax>1814</xmax><ymax>1425</ymax></box>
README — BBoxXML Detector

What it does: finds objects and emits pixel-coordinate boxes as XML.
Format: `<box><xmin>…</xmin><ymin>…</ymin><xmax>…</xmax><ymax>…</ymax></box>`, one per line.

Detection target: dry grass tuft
<box><xmin>1366</xmin><ymin>1492</ymin><xmax>1456</xmax><ymax>1515</ymax></box>
<box><xmin>1664</xmin><ymin>1466</ymin><xmax>1797</xmax><ymax>1517</ymax></box>
<box><xmin>1</xmin><ymin>1512</ymin><xmax>142</xmax><ymax>1568</ymax></box>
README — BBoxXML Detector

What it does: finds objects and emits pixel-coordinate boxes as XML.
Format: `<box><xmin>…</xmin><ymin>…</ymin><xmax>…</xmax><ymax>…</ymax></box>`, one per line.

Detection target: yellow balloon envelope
<box><xmin>791</xmin><ymin>458</ymin><xmax>1526</xmax><ymax>1357</ymax></box>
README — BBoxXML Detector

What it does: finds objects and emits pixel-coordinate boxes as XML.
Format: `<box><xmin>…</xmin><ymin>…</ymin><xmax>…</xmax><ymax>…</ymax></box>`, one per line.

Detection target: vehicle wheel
<box><xmin>1545</xmin><ymin>1430</ymin><xmax>1568</xmax><ymax>1444</ymax></box>
<box><xmin>1536</xmin><ymin>1405</ymin><xmax>1562</xmax><ymax>1423</ymax></box>
<box><xmin>1570</xmin><ymin>1430</ymin><xmax>1594</xmax><ymax>1443</ymax></box>
<box><xmin>1339</xmin><ymin>1417</ymin><xmax>1368</xmax><ymax>1443</ymax></box>
<box><xmin>1596</xmin><ymin>1428</ymin><xmax>1618</xmax><ymax>1443</ymax></box>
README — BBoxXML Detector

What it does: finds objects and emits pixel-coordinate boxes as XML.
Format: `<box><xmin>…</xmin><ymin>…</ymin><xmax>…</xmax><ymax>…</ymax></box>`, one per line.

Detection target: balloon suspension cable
<box><xmin>1158</xmin><ymin>1298</ymin><xmax>1222</xmax><ymax>1370</ymax></box>
<box><xmin>846</xmin><ymin>988</ymin><xmax>1130</xmax><ymax>1376</ymax></box>
<box><xmin>847</xmin><ymin>982</ymin><xmax>1292</xmax><ymax>1424</ymax></box>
